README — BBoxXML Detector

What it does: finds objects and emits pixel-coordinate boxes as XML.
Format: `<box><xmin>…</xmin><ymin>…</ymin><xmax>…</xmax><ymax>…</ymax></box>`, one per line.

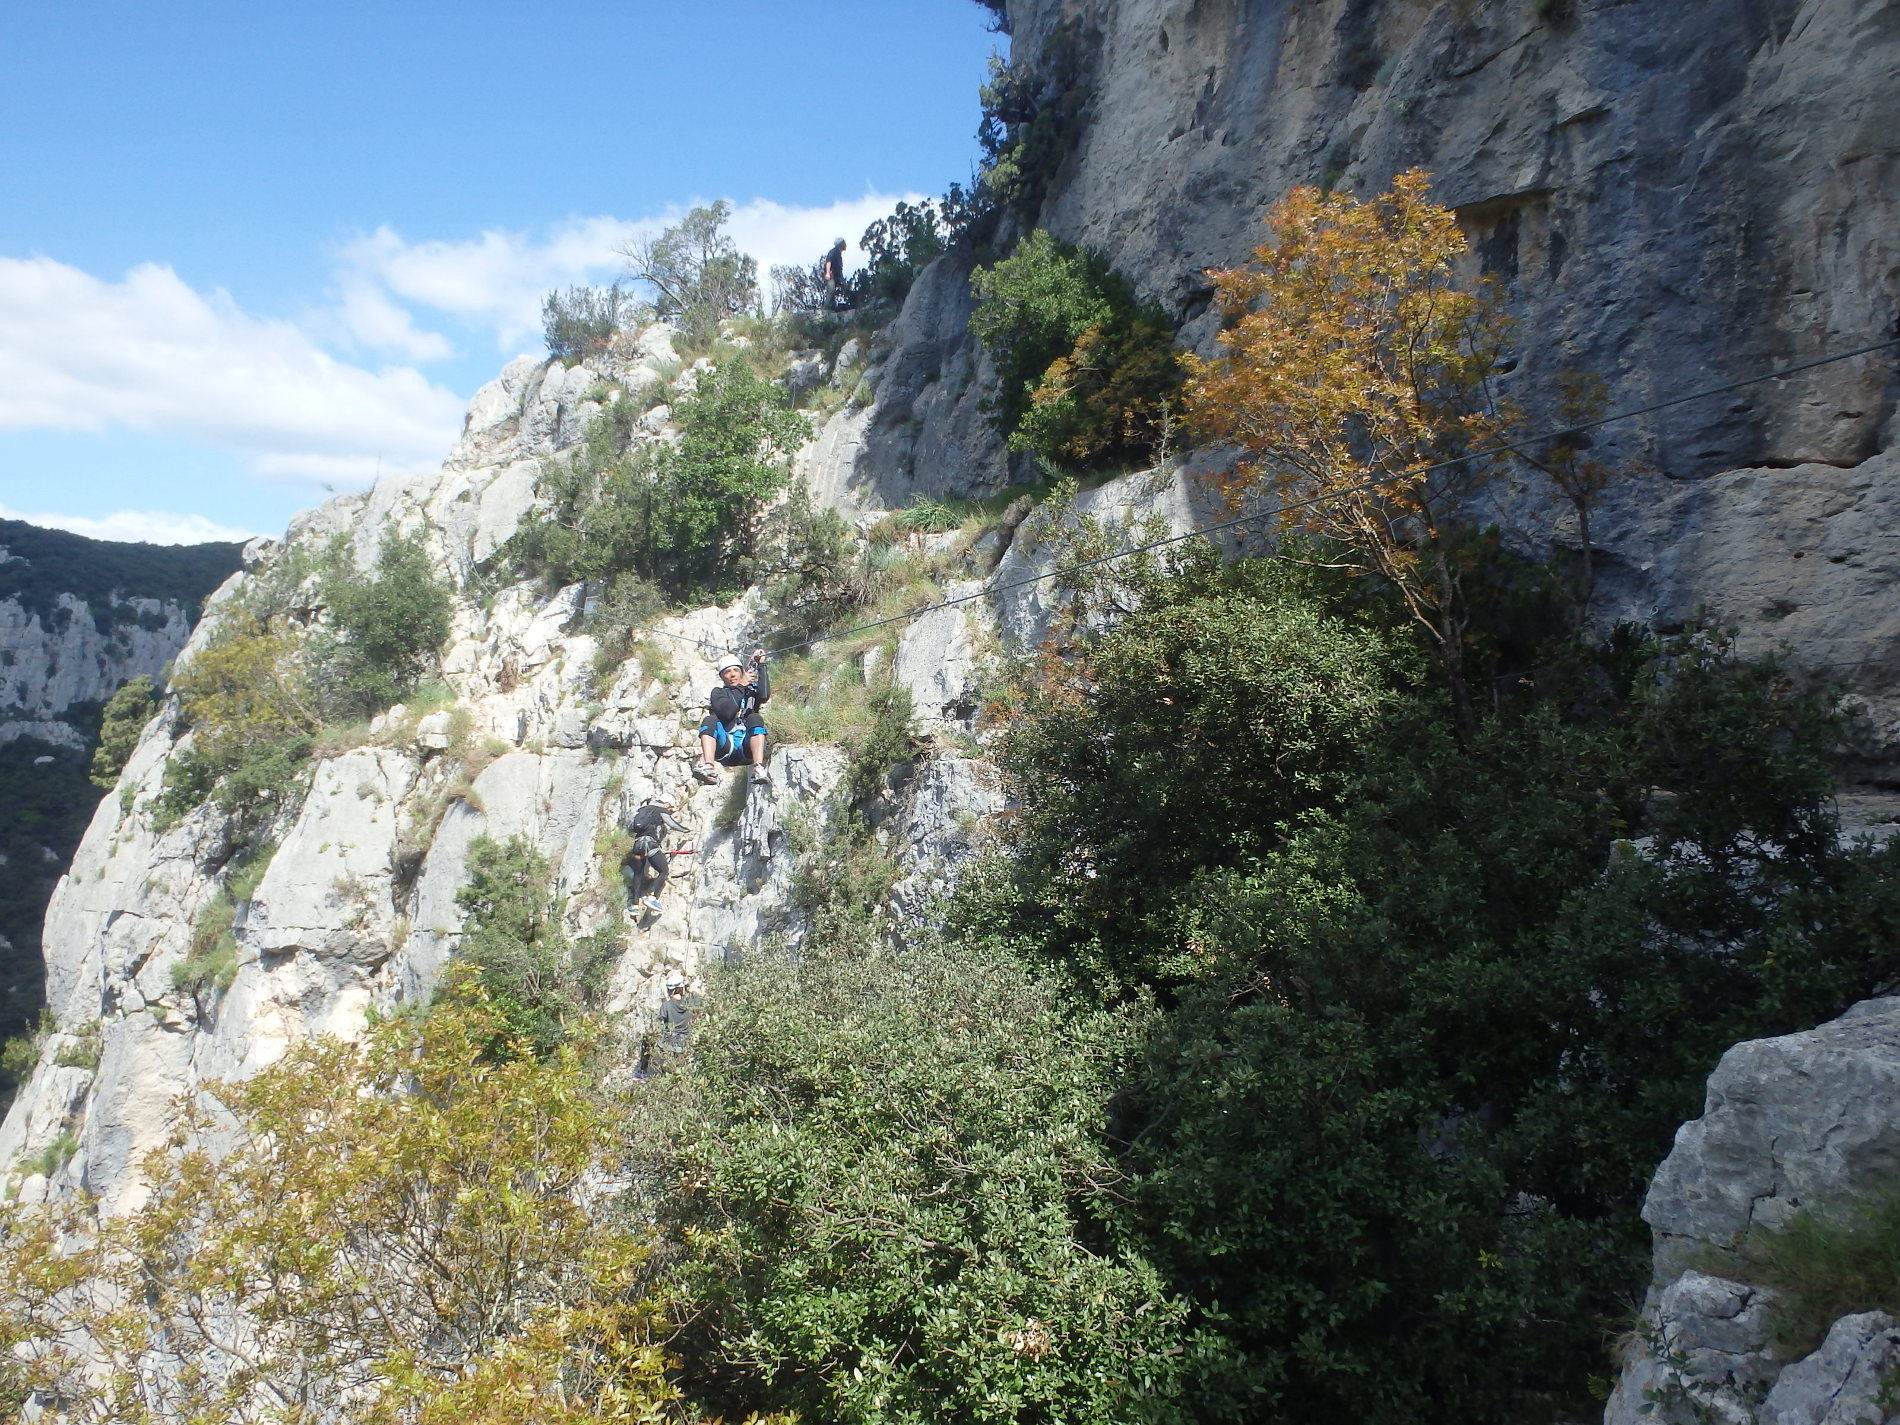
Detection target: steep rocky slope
<box><xmin>1605</xmin><ymin>998</ymin><xmax>1900</xmax><ymax>1425</ymax></box>
<box><xmin>0</xmin><ymin>327</ymin><xmax>1194</xmax><ymax>1212</ymax></box>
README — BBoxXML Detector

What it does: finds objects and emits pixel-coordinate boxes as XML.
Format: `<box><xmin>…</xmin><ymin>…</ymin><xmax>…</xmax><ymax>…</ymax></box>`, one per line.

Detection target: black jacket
<box><xmin>708</xmin><ymin>664</ymin><xmax>770</xmax><ymax>730</ymax></box>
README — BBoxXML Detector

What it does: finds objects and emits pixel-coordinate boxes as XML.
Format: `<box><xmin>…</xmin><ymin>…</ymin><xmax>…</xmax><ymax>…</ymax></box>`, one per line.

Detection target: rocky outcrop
<box><xmin>823</xmin><ymin>0</ymin><xmax>1898</xmax><ymax>752</ymax></box>
<box><xmin>1605</xmin><ymin>998</ymin><xmax>1900</xmax><ymax>1425</ymax></box>
<box><xmin>0</xmin><ymin>320</ymin><xmax>1200</xmax><ymax>1217</ymax></box>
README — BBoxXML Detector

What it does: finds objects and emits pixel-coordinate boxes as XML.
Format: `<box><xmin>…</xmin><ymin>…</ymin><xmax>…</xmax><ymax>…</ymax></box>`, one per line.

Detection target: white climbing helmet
<box><xmin>715</xmin><ymin>653</ymin><xmax>744</xmax><ymax>673</ymax></box>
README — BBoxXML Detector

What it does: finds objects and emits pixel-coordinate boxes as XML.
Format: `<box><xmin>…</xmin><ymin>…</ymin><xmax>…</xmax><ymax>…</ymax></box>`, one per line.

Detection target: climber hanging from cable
<box><xmin>623</xmin><ymin>799</ymin><xmax>692</xmax><ymax>917</ymax></box>
<box><xmin>695</xmin><ymin>648</ymin><xmax>771</xmax><ymax>786</ymax></box>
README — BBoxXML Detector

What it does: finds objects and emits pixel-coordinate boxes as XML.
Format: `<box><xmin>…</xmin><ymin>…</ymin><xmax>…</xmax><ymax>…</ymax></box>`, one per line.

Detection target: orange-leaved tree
<box><xmin>1184</xmin><ymin>168</ymin><xmax>1516</xmax><ymax>730</ymax></box>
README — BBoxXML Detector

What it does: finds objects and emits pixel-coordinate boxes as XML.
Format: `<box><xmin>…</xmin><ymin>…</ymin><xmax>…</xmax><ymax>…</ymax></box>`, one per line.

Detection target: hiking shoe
<box><xmin>749</xmin><ymin>764</ymin><xmax>770</xmax><ymax>786</ymax></box>
<box><xmin>692</xmin><ymin>761</ymin><xmax>719</xmax><ymax>784</ymax></box>
<box><xmin>640</xmin><ymin>895</ymin><xmax>663</xmax><ymax>915</ymax></box>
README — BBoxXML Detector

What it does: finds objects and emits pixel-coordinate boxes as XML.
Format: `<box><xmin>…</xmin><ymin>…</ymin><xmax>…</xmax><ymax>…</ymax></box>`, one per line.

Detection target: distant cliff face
<box><xmin>0</xmin><ymin>523</ymin><xmax>241</xmax><ymax>1067</ymax></box>
<box><xmin>0</xmin><ymin>594</ymin><xmax>192</xmax><ymax>732</ymax></box>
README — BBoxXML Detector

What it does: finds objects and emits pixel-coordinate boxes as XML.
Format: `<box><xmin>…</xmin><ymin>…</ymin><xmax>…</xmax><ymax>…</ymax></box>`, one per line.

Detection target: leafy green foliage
<box><xmin>0</xmin><ymin>993</ymin><xmax>700</xmax><ymax>1423</ymax></box>
<box><xmin>855</xmin><ymin>186</ymin><xmax>985</xmax><ymax>306</ymax></box>
<box><xmin>975</xmin><ymin>24</ymin><xmax>1094</xmax><ymax>212</ymax></box>
<box><xmin>504</xmin><ymin>392</ymin><xmax>656</xmax><ymax>587</ymax></box>
<box><xmin>88</xmin><ymin>675</ymin><xmax>157</xmax><ymax>789</ymax></box>
<box><xmin>155</xmin><ymin>612</ymin><xmax>316</xmax><ymax>833</ymax></box>
<box><xmin>970</xmin><ymin>230</ymin><xmax>1179</xmax><ymax>467</ymax></box>
<box><xmin>156</xmin><ymin>534</ymin><xmax>447</xmax><ymax>827</ymax></box>
<box><xmin>657</xmin><ymin>359</ymin><xmax>810</xmax><ymax>594</ymax></box>
<box><xmin>542</xmin><ymin>282</ymin><xmax>635</xmax><ymax>363</ymax></box>
<box><xmin>505</xmin><ymin>359</ymin><xmax>806</xmax><ymax>601</ymax></box>
<box><xmin>950</xmin><ymin>542</ymin><xmax>1900</xmax><ymax>1423</ymax></box>
<box><xmin>759</xmin><ymin>481</ymin><xmax>870</xmax><ymax>648</ymax></box>
<box><xmin>314</xmin><ymin>530</ymin><xmax>454</xmax><ymax>717</ymax></box>
<box><xmin>649</xmin><ymin>938</ymin><xmax>1192</xmax><ymax>1425</ymax></box>
<box><xmin>623</xmin><ymin>201</ymin><xmax>759</xmax><ymax>349</ymax></box>
<box><xmin>455</xmin><ymin>835</ymin><xmax>616</xmax><ymax>1057</ymax></box>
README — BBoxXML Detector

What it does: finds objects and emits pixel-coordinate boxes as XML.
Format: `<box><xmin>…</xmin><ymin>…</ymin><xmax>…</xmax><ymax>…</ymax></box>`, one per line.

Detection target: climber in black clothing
<box><xmin>820</xmin><ymin>238</ymin><xmax>849</xmax><ymax>309</ymax></box>
<box><xmin>623</xmin><ymin>800</ymin><xmax>691</xmax><ymax>916</ymax></box>
<box><xmin>695</xmin><ymin>648</ymin><xmax>771</xmax><ymax>785</ymax></box>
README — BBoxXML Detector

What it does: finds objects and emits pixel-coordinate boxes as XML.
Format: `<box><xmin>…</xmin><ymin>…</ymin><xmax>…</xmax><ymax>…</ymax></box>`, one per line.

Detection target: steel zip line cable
<box><xmin>745</xmin><ymin>335</ymin><xmax>1900</xmax><ymax>660</ymax></box>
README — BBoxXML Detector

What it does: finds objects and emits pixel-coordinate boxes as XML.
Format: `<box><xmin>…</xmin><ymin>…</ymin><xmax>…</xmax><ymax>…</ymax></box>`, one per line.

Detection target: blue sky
<box><xmin>0</xmin><ymin>1</ymin><xmax>1002</xmax><ymax>543</ymax></box>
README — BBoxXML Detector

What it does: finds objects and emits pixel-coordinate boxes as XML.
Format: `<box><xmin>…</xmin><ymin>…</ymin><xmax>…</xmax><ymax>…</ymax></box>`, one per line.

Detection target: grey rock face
<box><xmin>968</xmin><ymin>0</ymin><xmax>1900</xmax><ymax>755</ymax></box>
<box><xmin>1760</xmin><ymin>1312</ymin><xmax>1900</xmax><ymax>1425</ymax></box>
<box><xmin>1604</xmin><ymin>999</ymin><xmax>1900</xmax><ymax>1424</ymax></box>
<box><xmin>1645</xmin><ymin>997</ymin><xmax>1900</xmax><ymax>1282</ymax></box>
<box><xmin>1010</xmin><ymin>0</ymin><xmax>1897</xmax><ymax>475</ymax></box>
<box><xmin>0</xmin><ymin>594</ymin><xmax>192</xmax><ymax>718</ymax></box>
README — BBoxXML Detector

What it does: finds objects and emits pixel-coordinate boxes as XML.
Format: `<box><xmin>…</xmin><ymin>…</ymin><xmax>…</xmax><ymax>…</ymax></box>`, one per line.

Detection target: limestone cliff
<box><xmin>1604</xmin><ymin>998</ymin><xmax>1900</xmax><ymax>1425</ymax></box>
<box><xmin>0</xmin><ymin>326</ymin><xmax>1194</xmax><ymax>1213</ymax></box>
<box><xmin>1</xmin><ymin>6</ymin><xmax>1896</xmax><ymax>1419</ymax></box>
<box><xmin>836</xmin><ymin>0</ymin><xmax>1900</xmax><ymax>752</ymax></box>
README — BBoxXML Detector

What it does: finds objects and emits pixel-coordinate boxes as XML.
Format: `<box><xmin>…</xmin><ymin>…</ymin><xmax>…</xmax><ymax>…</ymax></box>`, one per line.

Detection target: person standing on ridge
<box><xmin>623</xmin><ymin>799</ymin><xmax>691</xmax><ymax>916</ymax></box>
<box><xmin>820</xmin><ymin>238</ymin><xmax>849</xmax><ymax>309</ymax></box>
<box><xmin>695</xmin><ymin>648</ymin><xmax>770</xmax><ymax>785</ymax></box>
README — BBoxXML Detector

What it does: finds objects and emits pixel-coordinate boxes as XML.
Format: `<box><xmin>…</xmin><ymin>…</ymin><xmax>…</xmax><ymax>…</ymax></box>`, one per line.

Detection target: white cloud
<box><xmin>0</xmin><ymin>503</ymin><xmax>258</xmax><ymax>545</ymax></box>
<box><xmin>330</xmin><ymin>275</ymin><xmax>455</xmax><ymax>362</ymax></box>
<box><xmin>0</xmin><ymin>193</ymin><xmax>926</xmax><ymax>522</ymax></box>
<box><xmin>336</xmin><ymin>193</ymin><xmax>922</xmax><ymax>349</ymax></box>
<box><xmin>0</xmin><ymin>257</ymin><xmax>467</xmax><ymax>493</ymax></box>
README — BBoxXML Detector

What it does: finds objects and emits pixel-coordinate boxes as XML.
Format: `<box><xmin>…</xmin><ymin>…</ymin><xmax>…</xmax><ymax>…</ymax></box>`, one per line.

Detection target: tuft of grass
<box><xmin>173</xmin><ymin>892</ymin><xmax>241</xmax><ymax>996</ymax></box>
<box><xmin>226</xmin><ymin>840</ymin><xmax>278</xmax><ymax>903</ymax></box>
<box><xmin>1721</xmin><ymin>1187</ymin><xmax>1900</xmax><ymax>1358</ymax></box>
<box><xmin>25</xmin><ymin>1130</ymin><xmax>79</xmax><ymax>1179</ymax></box>
<box><xmin>51</xmin><ymin>1022</ymin><xmax>102</xmax><ymax>1072</ymax></box>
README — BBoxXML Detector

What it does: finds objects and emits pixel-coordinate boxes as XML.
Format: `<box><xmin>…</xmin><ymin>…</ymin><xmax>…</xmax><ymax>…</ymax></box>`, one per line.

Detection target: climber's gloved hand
<box><xmin>750</xmin><ymin>646</ymin><xmax>767</xmax><ymax>667</ymax></box>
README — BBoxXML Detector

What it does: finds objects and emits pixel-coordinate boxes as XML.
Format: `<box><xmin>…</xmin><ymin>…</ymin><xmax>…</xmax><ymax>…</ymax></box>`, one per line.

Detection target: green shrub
<box><xmin>758</xmin><ymin>481</ymin><xmax>870</xmax><ymax>647</ymax></box>
<box><xmin>1729</xmin><ymin>1187</ymin><xmax>1900</xmax><ymax>1358</ymax></box>
<box><xmin>313</xmin><ymin>531</ymin><xmax>453</xmax><ymax>717</ymax></box>
<box><xmin>455</xmin><ymin>835</ymin><xmax>615</xmax><ymax>1057</ymax></box>
<box><xmin>970</xmin><ymin>229</ymin><xmax>1179</xmax><ymax>467</ymax></box>
<box><xmin>25</xmin><ymin>1130</ymin><xmax>78</xmax><ymax>1179</ymax></box>
<box><xmin>155</xmin><ymin>613</ymin><xmax>317</xmax><ymax>832</ymax></box>
<box><xmin>172</xmin><ymin>892</ymin><xmax>240</xmax><ymax>996</ymax></box>
<box><xmin>542</xmin><ymin>283</ymin><xmax>635</xmax><ymax>363</ymax></box>
<box><xmin>504</xmin><ymin>358</ymin><xmax>805</xmax><ymax>602</ymax></box>
<box><xmin>50</xmin><ymin>1023</ymin><xmax>101</xmax><ymax>1072</ymax></box>
<box><xmin>89</xmin><ymin>675</ymin><xmax>158</xmax><ymax>789</ymax></box>
<box><xmin>855</xmin><ymin>185</ymin><xmax>985</xmax><ymax>306</ymax></box>
<box><xmin>0</xmin><ymin>1011</ymin><xmax>51</xmax><ymax>1103</ymax></box>
<box><xmin>648</xmin><ymin>936</ymin><xmax>1192</xmax><ymax>1425</ymax></box>
<box><xmin>949</xmin><ymin>539</ymin><xmax>1900</xmax><ymax>1422</ymax></box>
<box><xmin>653</xmin><ymin>357</ymin><xmax>809</xmax><ymax>596</ymax></box>
<box><xmin>623</xmin><ymin>201</ymin><xmax>759</xmax><ymax>349</ymax></box>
